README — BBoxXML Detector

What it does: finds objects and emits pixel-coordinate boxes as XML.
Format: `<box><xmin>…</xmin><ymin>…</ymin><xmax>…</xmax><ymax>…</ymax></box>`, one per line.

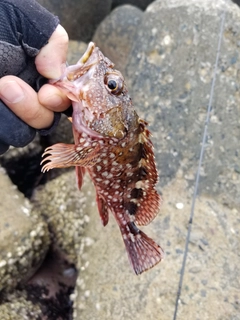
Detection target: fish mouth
<box><xmin>78</xmin><ymin>42</ymin><xmax>95</xmax><ymax>64</ymax></box>
<box><xmin>66</xmin><ymin>42</ymin><xmax>98</xmax><ymax>82</ymax></box>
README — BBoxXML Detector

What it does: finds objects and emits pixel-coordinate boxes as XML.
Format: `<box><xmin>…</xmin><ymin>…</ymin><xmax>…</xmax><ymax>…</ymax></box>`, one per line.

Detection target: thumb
<box><xmin>35</xmin><ymin>24</ymin><xmax>69</xmax><ymax>79</ymax></box>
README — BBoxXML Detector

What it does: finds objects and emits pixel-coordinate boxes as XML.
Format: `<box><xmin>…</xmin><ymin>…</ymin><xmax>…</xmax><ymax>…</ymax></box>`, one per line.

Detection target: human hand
<box><xmin>0</xmin><ymin>0</ymin><xmax>71</xmax><ymax>154</ymax></box>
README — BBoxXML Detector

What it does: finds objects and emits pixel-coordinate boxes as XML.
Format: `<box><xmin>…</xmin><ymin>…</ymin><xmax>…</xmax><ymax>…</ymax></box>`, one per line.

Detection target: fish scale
<box><xmin>41</xmin><ymin>42</ymin><xmax>163</xmax><ymax>275</ymax></box>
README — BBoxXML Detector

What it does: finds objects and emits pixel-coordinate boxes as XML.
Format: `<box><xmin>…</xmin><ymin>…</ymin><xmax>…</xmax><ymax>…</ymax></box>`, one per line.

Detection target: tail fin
<box><xmin>120</xmin><ymin>222</ymin><xmax>164</xmax><ymax>275</ymax></box>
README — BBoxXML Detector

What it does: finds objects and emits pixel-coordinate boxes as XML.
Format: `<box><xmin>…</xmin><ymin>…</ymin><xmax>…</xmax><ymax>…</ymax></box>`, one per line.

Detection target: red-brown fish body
<box><xmin>42</xmin><ymin>42</ymin><xmax>163</xmax><ymax>274</ymax></box>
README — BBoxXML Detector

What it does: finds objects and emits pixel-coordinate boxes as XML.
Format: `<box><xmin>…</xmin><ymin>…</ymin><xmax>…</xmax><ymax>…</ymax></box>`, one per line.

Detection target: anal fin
<box><xmin>75</xmin><ymin>166</ymin><xmax>86</xmax><ymax>190</ymax></box>
<box><xmin>96</xmin><ymin>194</ymin><xmax>110</xmax><ymax>226</ymax></box>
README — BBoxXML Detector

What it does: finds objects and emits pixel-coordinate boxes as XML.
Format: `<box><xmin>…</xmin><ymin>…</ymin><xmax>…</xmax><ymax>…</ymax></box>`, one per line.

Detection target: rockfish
<box><xmin>41</xmin><ymin>42</ymin><xmax>163</xmax><ymax>274</ymax></box>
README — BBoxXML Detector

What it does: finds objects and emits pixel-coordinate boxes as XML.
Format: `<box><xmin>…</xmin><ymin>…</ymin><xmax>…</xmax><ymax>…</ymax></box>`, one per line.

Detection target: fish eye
<box><xmin>104</xmin><ymin>73</ymin><xmax>123</xmax><ymax>95</ymax></box>
<box><xmin>108</xmin><ymin>79</ymin><xmax>117</xmax><ymax>90</ymax></box>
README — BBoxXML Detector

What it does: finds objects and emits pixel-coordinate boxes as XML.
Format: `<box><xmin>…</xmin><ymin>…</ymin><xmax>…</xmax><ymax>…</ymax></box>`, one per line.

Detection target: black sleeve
<box><xmin>0</xmin><ymin>0</ymin><xmax>59</xmax><ymax>51</ymax></box>
<box><xmin>0</xmin><ymin>0</ymin><xmax>59</xmax><ymax>81</ymax></box>
<box><xmin>0</xmin><ymin>100</ymin><xmax>36</xmax><ymax>149</ymax></box>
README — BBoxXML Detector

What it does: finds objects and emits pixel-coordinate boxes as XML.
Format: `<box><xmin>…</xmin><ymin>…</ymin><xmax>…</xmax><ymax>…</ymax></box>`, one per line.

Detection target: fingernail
<box><xmin>0</xmin><ymin>81</ymin><xmax>25</xmax><ymax>103</ymax></box>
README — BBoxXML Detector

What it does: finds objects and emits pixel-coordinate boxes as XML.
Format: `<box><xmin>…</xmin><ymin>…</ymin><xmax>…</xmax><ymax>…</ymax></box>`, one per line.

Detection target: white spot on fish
<box><xmin>129</xmin><ymin>233</ymin><xmax>135</xmax><ymax>242</ymax></box>
<box><xmin>136</xmin><ymin>181</ymin><xmax>142</xmax><ymax>188</ymax></box>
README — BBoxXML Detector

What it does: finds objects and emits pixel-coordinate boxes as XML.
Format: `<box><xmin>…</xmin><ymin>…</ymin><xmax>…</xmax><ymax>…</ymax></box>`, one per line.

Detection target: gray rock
<box><xmin>0</xmin><ymin>135</ymin><xmax>43</xmax><ymax>197</ymax></box>
<box><xmin>37</xmin><ymin>0</ymin><xmax>112</xmax><ymax>41</ymax></box>
<box><xmin>0</xmin><ymin>135</ymin><xmax>42</xmax><ymax>163</ymax></box>
<box><xmin>0</xmin><ymin>167</ymin><xmax>49</xmax><ymax>291</ymax></box>
<box><xmin>93</xmin><ymin>5</ymin><xmax>143</xmax><ymax>74</ymax></box>
<box><xmin>0</xmin><ymin>291</ymin><xmax>42</xmax><ymax>320</ymax></box>
<box><xmin>112</xmin><ymin>0</ymin><xmax>154</xmax><ymax>10</ymax></box>
<box><xmin>95</xmin><ymin>0</ymin><xmax>240</xmax><ymax>208</ymax></box>
<box><xmin>32</xmin><ymin>170</ymin><xmax>90</xmax><ymax>264</ymax></box>
<box><xmin>67</xmin><ymin>41</ymin><xmax>88</xmax><ymax>65</ymax></box>
<box><xmin>232</xmin><ymin>0</ymin><xmax>240</xmax><ymax>6</ymax></box>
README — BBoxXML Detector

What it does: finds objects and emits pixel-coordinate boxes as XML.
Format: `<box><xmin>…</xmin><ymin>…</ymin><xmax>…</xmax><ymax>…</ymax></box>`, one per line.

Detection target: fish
<box><xmin>41</xmin><ymin>42</ymin><xmax>164</xmax><ymax>275</ymax></box>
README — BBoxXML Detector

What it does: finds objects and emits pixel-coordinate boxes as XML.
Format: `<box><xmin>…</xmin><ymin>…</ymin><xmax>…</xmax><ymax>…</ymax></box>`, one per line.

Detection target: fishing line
<box><xmin>173</xmin><ymin>2</ymin><xmax>227</xmax><ymax>319</ymax></box>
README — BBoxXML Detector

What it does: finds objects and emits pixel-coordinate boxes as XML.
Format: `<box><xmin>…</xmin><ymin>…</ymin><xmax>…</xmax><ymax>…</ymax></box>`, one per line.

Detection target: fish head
<box><xmin>54</xmin><ymin>42</ymin><xmax>138</xmax><ymax>138</ymax></box>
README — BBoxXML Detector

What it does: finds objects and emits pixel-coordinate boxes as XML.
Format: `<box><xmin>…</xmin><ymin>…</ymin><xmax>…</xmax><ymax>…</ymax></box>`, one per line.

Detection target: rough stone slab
<box><xmin>0</xmin><ymin>167</ymin><xmax>49</xmax><ymax>291</ymax></box>
<box><xmin>92</xmin><ymin>0</ymin><xmax>240</xmax><ymax>209</ymax></box>
<box><xmin>122</xmin><ymin>0</ymin><xmax>240</xmax><ymax>208</ymax></box>
<box><xmin>32</xmin><ymin>170</ymin><xmax>90</xmax><ymax>264</ymax></box>
<box><xmin>93</xmin><ymin>5</ymin><xmax>143</xmax><ymax>74</ymax></box>
<box><xmin>73</xmin><ymin>176</ymin><xmax>240</xmax><ymax>320</ymax></box>
<box><xmin>112</xmin><ymin>0</ymin><xmax>155</xmax><ymax>11</ymax></box>
<box><xmin>0</xmin><ymin>291</ymin><xmax>42</xmax><ymax>319</ymax></box>
<box><xmin>37</xmin><ymin>0</ymin><xmax>112</xmax><ymax>41</ymax></box>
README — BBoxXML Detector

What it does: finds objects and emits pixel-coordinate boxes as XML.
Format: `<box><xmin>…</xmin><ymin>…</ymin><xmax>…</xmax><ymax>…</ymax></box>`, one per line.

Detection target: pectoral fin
<box><xmin>41</xmin><ymin>143</ymin><xmax>100</xmax><ymax>172</ymax></box>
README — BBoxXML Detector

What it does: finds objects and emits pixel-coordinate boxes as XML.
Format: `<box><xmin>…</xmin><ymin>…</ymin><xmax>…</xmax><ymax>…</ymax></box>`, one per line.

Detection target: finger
<box><xmin>0</xmin><ymin>76</ymin><xmax>54</xmax><ymax>129</ymax></box>
<box><xmin>35</xmin><ymin>25</ymin><xmax>69</xmax><ymax>79</ymax></box>
<box><xmin>38</xmin><ymin>84</ymin><xmax>71</xmax><ymax>112</ymax></box>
